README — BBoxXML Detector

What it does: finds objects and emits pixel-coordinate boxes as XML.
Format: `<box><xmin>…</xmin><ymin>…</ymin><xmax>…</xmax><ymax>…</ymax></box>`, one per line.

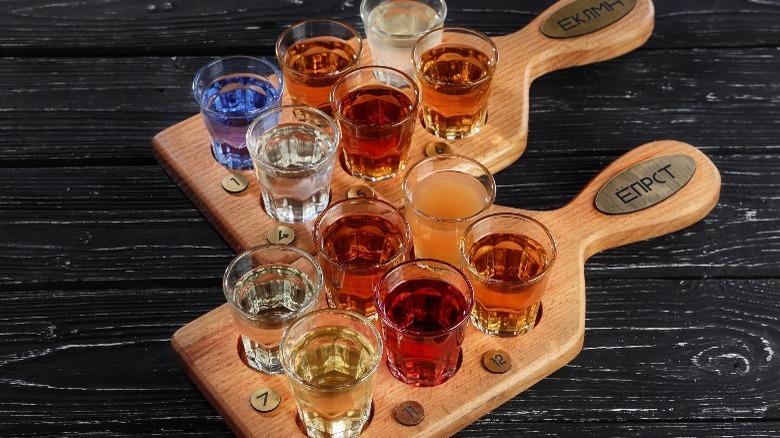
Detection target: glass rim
<box><xmin>460</xmin><ymin>212</ymin><xmax>558</xmax><ymax>287</ymax></box>
<box><xmin>330</xmin><ymin>66</ymin><xmax>420</xmax><ymax>130</ymax></box>
<box><xmin>375</xmin><ymin>258</ymin><xmax>474</xmax><ymax>337</ymax></box>
<box><xmin>412</xmin><ymin>26</ymin><xmax>499</xmax><ymax>88</ymax></box>
<box><xmin>313</xmin><ymin>197</ymin><xmax>411</xmax><ymax>270</ymax></box>
<box><xmin>280</xmin><ymin>308</ymin><xmax>384</xmax><ymax>390</ymax></box>
<box><xmin>402</xmin><ymin>153</ymin><xmax>497</xmax><ymax>224</ymax></box>
<box><xmin>359</xmin><ymin>0</ymin><xmax>447</xmax><ymax>39</ymax></box>
<box><xmin>192</xmin><ymin>55</ymin><xmax>283</xmax><ymax>119</ymax></box>
<box><xmin>222</xmin><ymin>244</ymin><xmax>324</xmax><ymax>322</ymax></box>
<box><xmin>246</xmin><ymin>104</ymin><xmax>341</xmax><ymax>174</ymax></box>
<box><xmin>275</xmin><ymin>19</ymin><xmax>364</xmax><ymax>79</ymax></box>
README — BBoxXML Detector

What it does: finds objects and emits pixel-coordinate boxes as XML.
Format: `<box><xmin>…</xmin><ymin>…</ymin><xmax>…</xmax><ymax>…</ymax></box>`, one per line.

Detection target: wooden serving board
<box><xmin>167</xmin><ymin>141</ymin><xmax>720</xmax><ymax>437</ymax></box>
<box><xmin>153</xmin><ymin>0</ymin><xmax>656</xmax><ymax>255</ymax></box>
<box><xmin>153</xmin><ymin>1</ymin><xmax>721</xmax><ymax>437</ymax></box>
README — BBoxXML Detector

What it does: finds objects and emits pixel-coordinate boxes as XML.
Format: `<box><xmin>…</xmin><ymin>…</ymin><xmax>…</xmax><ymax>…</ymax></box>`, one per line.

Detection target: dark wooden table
<box><xmin>1</xmin><ymin>0</ymin><xmax>778</xmax><ymax>436</ymax></box>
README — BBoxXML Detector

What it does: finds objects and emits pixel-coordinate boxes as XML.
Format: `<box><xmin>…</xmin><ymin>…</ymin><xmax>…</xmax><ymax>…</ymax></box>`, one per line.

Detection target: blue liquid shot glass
<box><xmin>193</xmin><ymin>56</ymin><xmax>284</xmax><ymax>170</ymax></box>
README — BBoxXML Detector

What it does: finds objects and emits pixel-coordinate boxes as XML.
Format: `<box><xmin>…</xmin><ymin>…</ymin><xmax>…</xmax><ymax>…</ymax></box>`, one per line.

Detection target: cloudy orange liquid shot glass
<box><xmin>403</xmin><ymin>154</ymin><xmax>496</xmax><ymax>266</ymax></box>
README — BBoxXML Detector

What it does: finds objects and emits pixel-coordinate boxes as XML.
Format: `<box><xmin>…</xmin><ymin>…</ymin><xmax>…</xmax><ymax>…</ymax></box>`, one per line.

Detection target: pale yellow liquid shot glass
<box><xmin>280</xmin><ymin>308</ymin><xmax>382</xmax><ymax>438</ymax></box>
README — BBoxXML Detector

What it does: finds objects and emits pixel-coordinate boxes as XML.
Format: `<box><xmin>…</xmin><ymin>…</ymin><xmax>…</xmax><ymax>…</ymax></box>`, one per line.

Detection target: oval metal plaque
<box><xmin>542</xmin><ymin>0</ymin><xmax>637</xmax><ymax>39</ymax></box>
<box><xmin>595</xmin><ymin>154</ymin><xmax>696</xmax><ymax>215</ymax></box>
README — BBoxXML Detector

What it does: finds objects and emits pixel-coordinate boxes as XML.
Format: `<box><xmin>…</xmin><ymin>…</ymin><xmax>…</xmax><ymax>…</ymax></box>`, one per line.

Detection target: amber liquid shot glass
<box><xmin>403</xmin><ymin>154</ymin><xmax>496</xmax><ymax>266</ymax></box>
<box><xmin>461</xmin><ymin>213</ymin><xmax>557</xmax><ymax>337</ymax></box>
<box><xmin>280</xmin><ymin>309</ymin><xmax>383</xmax><ymax>438</ymax></box>
<box><xmin>412</xmin><ymin>27</ymin><xmax>499</xmax><ymax>139</ymax></box>
<box><xmin>331</xmin><ymin>66</ymin><xmax>420</xmax><ymax>181</ymax></box>
<box><xmin>223</xmin><ymin>245</ymin><xmax>323</xmax><ymax>374</ymax></box>
<box><xmin>314</xmin><ymin>197</ymin><xmax>410</xmax><ymax>318</ymax></box>
<box><xmin>276</xmin><ymin>19</ymin><xmax>363</xmax><ymax>114</ymax></box>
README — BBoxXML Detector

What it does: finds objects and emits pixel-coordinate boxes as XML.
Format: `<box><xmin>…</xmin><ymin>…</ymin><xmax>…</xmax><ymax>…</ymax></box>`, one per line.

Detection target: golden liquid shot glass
<box><xmin>223</xmin><ymin>245</ymin><xmax>323</xmax><ymax>374</ymax></box>
<box><xmin>412</xmin><ymin>27</ymin><xmax>499</xmax><ymax>139</ymax></box>
<box><xmin>280</xmin><ymin>309</ymin><xmax>383</xmax><ymax>438</ymax></box>
<box><xmin>402</xmin><ymin>154</ymin><xmax>496</xmax><ymax>266</ymax></box>
<box><xmin>313</xmin><ymin>197</ymin><xmax>410</xmax><ymax>318</ymax></box>
<box><xmin>276</xmin><ymin>19</ymin><xmax>363</xmax><ymax>114</ymax></box>
<box><xmin>460</xmin><ymin>213</ymin><xmax>557</xmax><ymax>337</ymax></box>
<box><xmin>331</xmin><ymin>66</ymin><xmax>420</xmax><ymax>181</ymax></box>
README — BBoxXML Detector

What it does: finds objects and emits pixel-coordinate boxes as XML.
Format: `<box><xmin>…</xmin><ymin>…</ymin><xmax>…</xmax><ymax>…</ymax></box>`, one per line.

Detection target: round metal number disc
<box><xmin>394</xmin><ymin>401</ymin><xmax>425</xmax><ymax>426</ymax></box>
<box><xmin>250</xmin><ymin>387</ymin><xmax>281</xmax><ymax>412</ymax></box>
<box><xmin>267</xmin><ymin>225</ymin><xmax>295</xmax><ymax>245</ymax></box>
<box><xmin>221</xmin><ymin>173</ymin><xmax>249</xmax><ymax>193</ymax></box>
<box><xmin>425</xmin><ymin>141</ymin><xmax>451</xmax><ymax>157</ymax></box>
<box><xmin>483</xmin><ymin>349</ymin><xmax>512</xmax><ymax>374</ymax></box>
<box><xmin>348</xmin><ymin>185</ymin><xmax>375</xmax><ymax>199</ymax></box>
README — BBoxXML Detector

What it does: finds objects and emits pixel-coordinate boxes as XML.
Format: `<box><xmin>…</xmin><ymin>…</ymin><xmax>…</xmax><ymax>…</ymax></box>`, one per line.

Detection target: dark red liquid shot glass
<box><xmin>375</xmin><ymin>259</ymin><xmax>474</xmax><ymax>386</ymax></box>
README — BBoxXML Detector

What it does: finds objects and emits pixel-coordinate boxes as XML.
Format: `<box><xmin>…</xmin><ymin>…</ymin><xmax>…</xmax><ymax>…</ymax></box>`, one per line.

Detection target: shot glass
<box><xmin>280</xmin><ymin>309</ymin><xmax>383</xmax><ymax>438</ymax></box>
<box><xmin>314</xmin><ymin>197</ymin><xmax>410</xmax><ymax>318</ymax></box>
<box><xmin>375</xmin><ymin>259</ymin><xmax>474</xmax><ymax>386</ymax></box>
<box><xmin>331</xmin><ymin>66</ymin><xmax>420</xmax><ymax>181</ymax></box>
<box><xmin>412</xmin><ymin>27</ymin><xmax>499</xmax><ymax>139</ymax></box>
<box><xmin>223</xmin><ymin>245</ymin><xmax>323</xmax><ymax>374</ymax></box>
<box><xmin>402</xmin><ymin>154</ymin><xmax>496</xmax><ymax>266</ymax></box>
<box><xmin>360</xmin><ymin>0</ymin><xmax>447</xmax><ymax>78</ymax></box>
<box><xmin>461</xmin><ymin>213</ymin><xmax>557</xmax><ymax>336</ymax></box>
<box><xmin>276</xmin><ymin>19</ymin><xmax>363</xmax><ymax>114</ymax></box>
<box><xmin>193</xmin><ymin>56</ymin><xmax>284</xmax><ymax>170</ymax></box>
<box><xmin>246</xmin><ymin>105</ymin><xmax>340</xmax><ymax>223</ymax></box>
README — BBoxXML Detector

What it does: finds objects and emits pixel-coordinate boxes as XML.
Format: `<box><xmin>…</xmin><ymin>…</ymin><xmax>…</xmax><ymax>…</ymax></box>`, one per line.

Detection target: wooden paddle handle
<box><xmin>496</xmin><ymin>0</ymin><xmax>654</xmax><ymax>80</ymax></box>
<box><xmin>546</xmin><ymin>140</ymin><xmax>720</xmax><ymax>260</ymax></box>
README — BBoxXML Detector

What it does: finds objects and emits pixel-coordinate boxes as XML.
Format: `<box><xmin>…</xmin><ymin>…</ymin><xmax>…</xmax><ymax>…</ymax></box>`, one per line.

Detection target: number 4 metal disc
<box><xmin>267</xmin><ymin>225</ymin><xmax>295</xmax><ymax>245</ymax></box>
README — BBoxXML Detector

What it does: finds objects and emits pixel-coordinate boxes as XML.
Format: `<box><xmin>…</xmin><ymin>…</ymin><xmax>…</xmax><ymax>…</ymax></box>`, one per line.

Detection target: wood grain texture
<box><xmin>0</xmin><ymin>0</ymin><xmax>778</xmax><ymax>436</ymax></box>
<box><xmin>169</xmin><ymin>140</ymin><xmax>721</xmax><ymax>437</ymax></box>
<box><xmin>3</xmin><ymin>47</ymin><xmax>779</xmax><ymax>164</ymax></box>
<box><xmin>0</xmin><ymin>153</ymin><xmax>775</xmax><ymax>286</ymax></box>
<box><xmin>0</xmin><ymin>0</ymin><xmax>777</xmax><ymax>55</ymax></box>
<box><xmin>153</xmin><ymin>0</ymin><xmax>655</xmax><ymax>256</ymax></box>
<box><xmin>1</xmin><ymin>279</ymin><xmax>776</xmax><ymax>436</ymax></box>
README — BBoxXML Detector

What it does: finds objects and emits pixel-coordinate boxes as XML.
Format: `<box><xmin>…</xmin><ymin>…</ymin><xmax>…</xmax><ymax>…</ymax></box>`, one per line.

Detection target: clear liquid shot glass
<box><xmin>246</xmin><ymin>105</ymin><xmax>340</xmax><ymax>223</ymax></box>
<box><xmin>223</xmin><ymin>245</ymin><xmax>323</xmax><ymax>374</ymax></box>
